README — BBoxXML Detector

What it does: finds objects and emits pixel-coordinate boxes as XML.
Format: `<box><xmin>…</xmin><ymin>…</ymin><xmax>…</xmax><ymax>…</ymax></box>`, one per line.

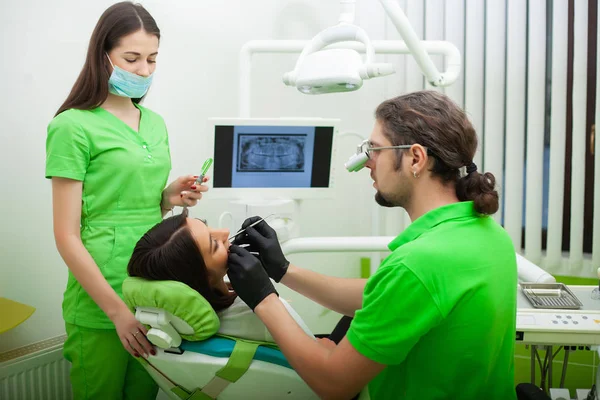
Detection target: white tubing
<box><xmin>516</xmin><ymin>254</ymin><xmax>556</xmax><ymax>284</ymax></box>
<box><xmin>378</xmin><ymin>0</ymin><xmax>442</xmax><ymax>85</ymax></box>
<box><xmin>282</xmin><ymin>237</ymin><xmax>393</xmax><ymax>255</ymax></box>
<box><xmin>281</xmin><ymin>237</ymin><xmax>555</xmax><ymax>283</ymax></box>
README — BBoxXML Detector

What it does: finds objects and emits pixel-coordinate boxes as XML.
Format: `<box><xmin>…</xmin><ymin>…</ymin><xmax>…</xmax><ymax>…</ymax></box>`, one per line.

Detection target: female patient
<box><xmin>127</xmin><ymin>209</ymin><xmax>313</xmax><ymax>341</ymax></box>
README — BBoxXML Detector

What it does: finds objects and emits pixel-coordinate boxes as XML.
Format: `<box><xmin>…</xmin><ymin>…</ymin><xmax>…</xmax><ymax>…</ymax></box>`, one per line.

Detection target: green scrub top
<box><xmin>347</xmin><ymin>201</ymin><xmax>518</xmax><ymax>400</ymax></box>
<box><xmin>45</xmin><ymin>104</ymin><xmax>171</xmax><ymax>329</ymax></box>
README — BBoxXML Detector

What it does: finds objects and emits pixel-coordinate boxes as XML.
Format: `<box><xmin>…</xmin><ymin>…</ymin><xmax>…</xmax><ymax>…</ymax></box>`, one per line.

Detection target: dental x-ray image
<box><xmin>237</xmin><ymin>134</ymin><xmax>306</xmax><ymax>172</ymax></box>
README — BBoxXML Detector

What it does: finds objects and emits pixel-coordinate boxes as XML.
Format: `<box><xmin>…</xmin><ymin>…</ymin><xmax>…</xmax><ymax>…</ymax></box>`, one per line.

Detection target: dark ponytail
<box><xmin>456</xmin><ymin>171</ymin><xmax>499</xmax><ymax>215</ymax></box>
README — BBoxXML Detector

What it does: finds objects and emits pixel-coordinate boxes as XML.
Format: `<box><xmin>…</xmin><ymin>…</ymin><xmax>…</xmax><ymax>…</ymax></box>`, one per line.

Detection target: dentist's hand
<box><xmin>232</xmin><ymin>216</ymin><xmax>289</xmax><ymax>282</ymax></box>
<box><xmin>227</xmin><ymin>245</ymin><xmax>278</xmax><ymax>310</ymax></box>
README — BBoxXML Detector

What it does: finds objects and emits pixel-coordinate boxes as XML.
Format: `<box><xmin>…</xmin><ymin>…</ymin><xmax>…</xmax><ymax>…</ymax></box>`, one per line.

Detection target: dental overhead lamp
<box><xmin>282</xmin><ymin>0</ymin><xmax>461</xmax><ymax>95</ymax></box>
<box><xmin>282</xmin><ymin>24</ymin><xmax>394</xmax><ymax>94</ymax></box>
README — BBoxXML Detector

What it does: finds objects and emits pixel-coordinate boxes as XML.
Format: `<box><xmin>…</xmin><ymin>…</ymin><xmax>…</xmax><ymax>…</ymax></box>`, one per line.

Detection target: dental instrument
<box><xmin>228</xmin><ymin>214</ymin><xmax>274</xmax><ymax>242</ymax></box>
<box><xmin>179</xmin><ymin>158</ymin><xmax>213</xmax><ymax>211</ymax></box>
<box><xmin>195</xmin><ymin>158</ymin><xmax>213</xmax><ymax>185</ymax></box>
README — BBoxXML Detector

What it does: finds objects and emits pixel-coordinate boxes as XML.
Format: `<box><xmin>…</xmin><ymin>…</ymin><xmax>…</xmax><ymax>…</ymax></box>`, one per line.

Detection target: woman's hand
<box><xmin>161</xmin><ymin>174</ymin><xmax>209</xmax><ymax>210</ymax></box>
<box><xmin>112</xmin><ymin>309</ymin><xmax>155</xmax><ymax>358</ymax></box>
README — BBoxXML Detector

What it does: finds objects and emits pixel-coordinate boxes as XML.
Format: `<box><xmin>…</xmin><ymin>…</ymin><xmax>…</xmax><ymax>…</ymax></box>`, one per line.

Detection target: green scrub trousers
<box><xmin>64</xmin><ymin>323</ymin><xmax>158</xmax><ymax>400</ymax></box>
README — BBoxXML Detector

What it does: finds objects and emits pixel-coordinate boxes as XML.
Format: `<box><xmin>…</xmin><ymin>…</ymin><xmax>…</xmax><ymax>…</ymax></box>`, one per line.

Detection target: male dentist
<box><xmin>227</xmin><ymin>91</ymin><xmax>518</xmax><ymax>400</ymax></box>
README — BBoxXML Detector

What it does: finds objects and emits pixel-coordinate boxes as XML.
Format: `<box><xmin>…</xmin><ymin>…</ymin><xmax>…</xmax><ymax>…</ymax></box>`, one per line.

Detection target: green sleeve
<box><xmin>347</xmin><ymin>263</ymin><xmax>443</xmax><ymax>365</ymax></box>
<box><xmin>45</xmin><ymin>113</ymin><xmax>90</xmax><ymax>181</ymax></box>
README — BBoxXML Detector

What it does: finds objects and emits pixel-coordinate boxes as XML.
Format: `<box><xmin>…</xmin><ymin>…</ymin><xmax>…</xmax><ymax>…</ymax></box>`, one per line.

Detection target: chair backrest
<box><xmin>122</xmin><ymin>277</ymin><xmax>221</xmax><ymax>348</ymax></box>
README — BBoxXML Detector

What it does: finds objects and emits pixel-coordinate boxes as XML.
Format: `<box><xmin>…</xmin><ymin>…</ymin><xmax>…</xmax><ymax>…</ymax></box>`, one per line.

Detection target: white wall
<box><xmin>0</xmin><ymin>0</ymin><xmax>424</xmax><ymax>353</ymax></box>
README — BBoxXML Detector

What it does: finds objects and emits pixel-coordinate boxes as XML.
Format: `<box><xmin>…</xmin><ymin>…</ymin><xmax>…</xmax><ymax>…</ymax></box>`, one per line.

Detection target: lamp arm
<box><xmin>379</xmin><ymin>0</ymin><xmax>444</xmax><ymax>86</ymax></box>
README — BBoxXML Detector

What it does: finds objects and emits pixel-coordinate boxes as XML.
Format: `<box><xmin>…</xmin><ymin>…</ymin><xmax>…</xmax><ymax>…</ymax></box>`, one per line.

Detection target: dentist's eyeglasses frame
<box><xmin>345</xmin><ymin>139</ymin><xmax>429</xmax><ymax>172</ymax></box>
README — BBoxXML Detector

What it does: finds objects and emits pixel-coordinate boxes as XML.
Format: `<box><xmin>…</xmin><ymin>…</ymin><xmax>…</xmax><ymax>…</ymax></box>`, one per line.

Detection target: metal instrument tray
<box><xmin>521</xmin><ymin>283</ymin><xmax>583</xmax><ymax>309</ymax></box>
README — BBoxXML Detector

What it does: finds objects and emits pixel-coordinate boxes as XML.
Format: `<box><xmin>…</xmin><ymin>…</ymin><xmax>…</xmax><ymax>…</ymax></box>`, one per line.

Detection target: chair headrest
<box><xmin>122</xmin><ymin>277</ymin><xmax>220</xmax><ymax>341</ymax></box>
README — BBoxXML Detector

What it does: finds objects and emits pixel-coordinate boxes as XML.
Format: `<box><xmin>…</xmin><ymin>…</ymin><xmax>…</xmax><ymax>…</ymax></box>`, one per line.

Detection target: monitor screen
<box><xmin>207</xmin><ymin>118</ymin><xmax>338</xmax><ymax>199</ymax></box>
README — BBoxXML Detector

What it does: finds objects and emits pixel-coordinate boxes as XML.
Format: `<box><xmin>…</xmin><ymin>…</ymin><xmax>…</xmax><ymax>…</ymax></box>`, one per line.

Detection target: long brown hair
<box><xmin>375</xmin><ymin>90</ymin><xmax>499</xmax><ymax>215</ymax></box>
<box><xmin>128</xmin><ymin>210</ymin><xmax>237</xmax><ymax>311</ymax></box>
<box><xmin>55</xmin><ymin>2</ymin><xmax>160</xmax><ymax>116</ymax></box>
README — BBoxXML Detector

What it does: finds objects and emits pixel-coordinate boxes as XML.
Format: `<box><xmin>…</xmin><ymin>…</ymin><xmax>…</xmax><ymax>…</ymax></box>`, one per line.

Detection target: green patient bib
<box><xmin>46</xmin><ymin>104</ymin><xmax>171</xmax><ymax>329</ymax></box>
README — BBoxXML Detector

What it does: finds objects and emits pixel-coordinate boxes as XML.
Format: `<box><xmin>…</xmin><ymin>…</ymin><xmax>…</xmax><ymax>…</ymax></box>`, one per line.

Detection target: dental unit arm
<box><xmin>281</xmin><ymin>237</ymin><xmax>556</xmax><ymax>284</ymax></box>
<box><xmin>282</xmin><ymin>0</ymin><xmax>461</xmax><ymax>94</ymax></box>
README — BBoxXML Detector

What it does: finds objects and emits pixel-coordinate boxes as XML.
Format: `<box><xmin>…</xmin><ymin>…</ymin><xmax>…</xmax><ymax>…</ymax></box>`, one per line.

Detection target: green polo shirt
<box><xmin>347</xmin><ymin>201</ymin><xmax>517</xmax><ymax>400</ymax></box>
<box><xmin>46</xmin><ymin>104</ymin><xmax>171</xmax><ymax>329</ymax></box>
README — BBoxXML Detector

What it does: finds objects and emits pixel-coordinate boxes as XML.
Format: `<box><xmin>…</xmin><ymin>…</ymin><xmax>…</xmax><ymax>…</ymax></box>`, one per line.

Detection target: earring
<box><xmin>413</xmin><ymin>170</ymin><xmax>419</xmax><ymax>178</ymax></box>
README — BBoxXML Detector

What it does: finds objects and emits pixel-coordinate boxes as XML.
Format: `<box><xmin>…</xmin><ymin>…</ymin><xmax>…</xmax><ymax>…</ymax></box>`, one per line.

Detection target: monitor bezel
<box><xmin>204</xmin><ymin>117</ymin><xmax>340</xmax><ymax>200</ymax></box>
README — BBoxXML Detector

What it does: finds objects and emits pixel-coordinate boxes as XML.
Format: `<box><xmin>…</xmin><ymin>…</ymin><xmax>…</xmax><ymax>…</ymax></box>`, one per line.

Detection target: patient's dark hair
<box><xmin>128</xmin><ymin>209</ymin><xmax>236</xmax><ymax>311</ymax></box>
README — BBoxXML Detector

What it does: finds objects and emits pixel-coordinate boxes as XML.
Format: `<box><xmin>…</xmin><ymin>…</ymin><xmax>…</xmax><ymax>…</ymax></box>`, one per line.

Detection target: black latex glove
<box><xmin>232</xmin><ymin>216</ymin><xmax>290</xmax><ymax>282</ymax></box>
<box><xmin>227</xmin><ymin>245</ymin><xmax>278</xmax><ymax>311</ymax></box>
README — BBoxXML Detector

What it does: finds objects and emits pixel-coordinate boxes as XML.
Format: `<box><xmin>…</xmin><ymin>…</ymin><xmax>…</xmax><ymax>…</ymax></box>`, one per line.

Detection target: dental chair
<box><xmin>122</xmin><ymin>277</ymin><xmax>330</xmax><ymax>400</ymax></box>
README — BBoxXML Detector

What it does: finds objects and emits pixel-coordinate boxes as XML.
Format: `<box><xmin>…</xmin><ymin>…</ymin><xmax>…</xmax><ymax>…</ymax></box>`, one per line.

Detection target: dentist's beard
<box><xmin>375</xmin><ymin>191</ymin><xmax>396</xmax><ymax>208</ymax></box>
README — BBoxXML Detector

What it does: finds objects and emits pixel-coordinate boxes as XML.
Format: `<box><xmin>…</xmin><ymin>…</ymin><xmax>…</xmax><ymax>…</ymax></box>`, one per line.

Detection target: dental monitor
<box><xmin>205</xmin><ymin>118</ymin><xmax>339</xmax><ymax>200</ymax></box>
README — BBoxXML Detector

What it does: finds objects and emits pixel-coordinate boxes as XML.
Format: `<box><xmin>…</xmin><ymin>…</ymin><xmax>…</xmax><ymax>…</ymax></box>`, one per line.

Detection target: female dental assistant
<box><xmin>45</xmin><ymin>2</ymin><xmax>206</xmax><ymax>398</ymax></box>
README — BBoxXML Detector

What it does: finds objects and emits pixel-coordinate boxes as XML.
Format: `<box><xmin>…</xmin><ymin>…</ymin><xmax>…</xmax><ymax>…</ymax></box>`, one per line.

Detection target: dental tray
<box><xmin>521</xmin><ymin>283</ymin><xmax>583</xmax><ymax>310</ymax></box>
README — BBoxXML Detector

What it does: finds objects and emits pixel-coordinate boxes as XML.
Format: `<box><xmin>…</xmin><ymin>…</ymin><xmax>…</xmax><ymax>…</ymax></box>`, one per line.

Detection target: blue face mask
<box><xmin>106</xmin><ymin>54</ymin><xmax>153</xmax><ymax>98</ymax></box>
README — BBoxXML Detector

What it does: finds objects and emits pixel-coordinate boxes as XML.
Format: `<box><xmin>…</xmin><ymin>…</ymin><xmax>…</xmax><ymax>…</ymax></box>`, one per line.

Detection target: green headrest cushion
<box><xmin>122</xmin><ymin>277</ymin><xmax>220</xmax><ymax>341</ymax></box>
